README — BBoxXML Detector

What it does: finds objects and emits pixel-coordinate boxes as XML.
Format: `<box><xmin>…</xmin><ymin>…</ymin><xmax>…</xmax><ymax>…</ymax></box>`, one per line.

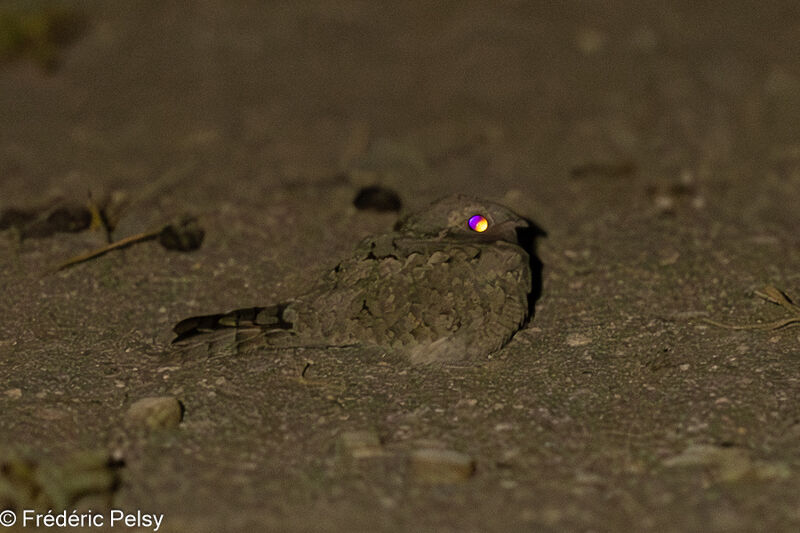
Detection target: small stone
<box><xmin>653</xmin><ymin>194</ymin><xmax>675</xmax><ymax>214</ymax></box>
<box><xmin>378</xmin><ymin>496</ymin><xmax>396</xmax><ymax>508</ymax></box>
<box><xmin>4</xmin><ymin>388</ymin><xmax>22</xmax><ymax>399</ymax></box>
<box><xmin>566</xmin><ymin>332</ymin><xmax>592</xmax><ymax>347</ymax></box>
<box><xmin>662</xmin><ymin>444</ymin><xmax>790</xmax><ymax>483</ymax></box>
<box><xmin>126</xmin><ymin>396</ymin><xmax>183</xmax><ymax>430</ymax></box>
<box><xmin>35</xmin><ymin>407</ymin><xmax>70</xmax><ymax>421</ymax></box>
<box><xmin>658</xmin><ymin>250</ymin><xmax>680</xmax><ymax>266</ymax></box>
<box><xmin>410</xmin><ymin>448</ymin><xmax>475</xmax><ymax>483</ymax></box>
<box><xmin>338</xmin><ymin>430</ymin><xmax>383</xmax><ymax>458</ymax></box>
<box><xmin>575</xmin><ymin>27</ymin><xmax>606</xmax><ymax>55</ymax></box>
<box><xmin>0</xmin><ymin>448</ymin><xmax>119</xmax><ymax>512</ymax></box>
<box><xmin>158</xmin><ymin>215</ymin><xmax>204</xmax><ymax>251</ymax></box>
<box><xmin>353</xmin><ymin>185</ymin><xmax>403</xmax><ymax>212</ymax></box>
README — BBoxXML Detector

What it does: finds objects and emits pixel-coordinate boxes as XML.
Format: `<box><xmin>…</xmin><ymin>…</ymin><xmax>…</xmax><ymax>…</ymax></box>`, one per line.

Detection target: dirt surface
<box><xmin>2</xmin><ymin>1</ymin><xmax>800</xmax><ymax>531</ymax></box>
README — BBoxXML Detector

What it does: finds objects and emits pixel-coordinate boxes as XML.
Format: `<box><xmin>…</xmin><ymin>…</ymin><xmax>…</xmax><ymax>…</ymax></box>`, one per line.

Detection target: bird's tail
<box><xmin>171</xmin><ymin>304</ymin><xmax>294</xmax><ymax>355</ymax></box>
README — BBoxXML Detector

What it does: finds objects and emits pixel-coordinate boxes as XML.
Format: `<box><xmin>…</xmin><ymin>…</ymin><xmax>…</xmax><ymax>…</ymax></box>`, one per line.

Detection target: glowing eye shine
<box><xmin>468</xmin><ymin>214</ymin><xmax>488</xmax><ymax>233</ymax></box>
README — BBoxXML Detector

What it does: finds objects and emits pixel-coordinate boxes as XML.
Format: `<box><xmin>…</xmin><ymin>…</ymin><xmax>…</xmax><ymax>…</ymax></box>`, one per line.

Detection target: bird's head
<box><xmin>394</xmin><ymin>194</ymin><xmax>530</xmax><ymax>245</ymax></box>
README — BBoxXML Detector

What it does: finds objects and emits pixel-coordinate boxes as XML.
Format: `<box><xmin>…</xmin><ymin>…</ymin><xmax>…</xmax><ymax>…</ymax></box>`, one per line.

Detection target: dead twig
<box><xmin>702</xmin><ymin>286</ymin><xmax>800</xmax><ymax>330</ymax></box>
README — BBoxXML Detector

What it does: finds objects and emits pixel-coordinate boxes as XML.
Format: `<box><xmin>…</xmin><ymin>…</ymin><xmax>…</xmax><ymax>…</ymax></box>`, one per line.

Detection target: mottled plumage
<box><xmin>173</xmin><ymin>195</ymin><xmax>533</xmax><ymax>363</ymax></box>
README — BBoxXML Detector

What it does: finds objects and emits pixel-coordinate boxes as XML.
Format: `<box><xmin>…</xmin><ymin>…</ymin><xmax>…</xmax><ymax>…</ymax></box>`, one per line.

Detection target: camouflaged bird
<box><xmin>173</xmin><ymin>195</ymin><xmax>533</xmax><ymax>364</ymax></box>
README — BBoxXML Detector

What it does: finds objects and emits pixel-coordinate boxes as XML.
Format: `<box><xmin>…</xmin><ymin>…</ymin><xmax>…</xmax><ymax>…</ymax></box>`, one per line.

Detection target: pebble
<box><xmin>352</xmin><ymin>185</ymin><xmax>402</xmax><ymax>212</ymax></box>
<box><xmin>663</xmin><ymin>444</ymin><xmax>791</xmax><ymax>482</ymax></box>
<box><xmin>337</xmin><ymin>430</ymin><xmax>384</xmax><ymax>458</ymax></box>
<box><xmin>410</xmin><ymin>448</ymin><xmax>475</xmax><ymax>483</ymax></box>
<box><xmin>126</xmin><ymin>396</ymin><xmax>183</xmax><ymax>430</ymax></box>
<box><xmin>4</xmin><ymin>388</ymin><xmax>22</xmax><ymax>399</ymax></box>
<box><xmin>566</xmin><ymin>332</ymin><xmax>592</xmax><ymax>347</ymax></box>
<box><xmin>575</xmin><ymin>27</ymin><xmax>606</xmax><ymax>55</ymax></box>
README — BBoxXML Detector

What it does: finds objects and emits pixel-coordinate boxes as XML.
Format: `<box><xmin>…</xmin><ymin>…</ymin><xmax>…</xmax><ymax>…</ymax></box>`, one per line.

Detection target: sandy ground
<box><xmin>2</xmin><ymin>1</ymin><xmax>800</xmax><ymax>531</ymax></box>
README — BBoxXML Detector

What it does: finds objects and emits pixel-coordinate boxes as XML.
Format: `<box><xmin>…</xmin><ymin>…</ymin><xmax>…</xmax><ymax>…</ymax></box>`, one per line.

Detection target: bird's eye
<box><xmin>468</xmin><ymin>214</ymin><xmax>488</xmax><ymax>233</ymax></box>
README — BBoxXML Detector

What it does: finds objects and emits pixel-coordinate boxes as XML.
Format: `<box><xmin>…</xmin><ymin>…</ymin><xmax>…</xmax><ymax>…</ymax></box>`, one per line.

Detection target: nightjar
<box><xmin>173</xmin><ymin>194</ymin><xmax>533</xmax><ymax>364</ymax></box>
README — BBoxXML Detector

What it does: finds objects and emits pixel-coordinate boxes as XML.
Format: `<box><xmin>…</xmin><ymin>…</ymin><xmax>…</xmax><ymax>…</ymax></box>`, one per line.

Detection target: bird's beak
<box><xmin>484</xmin><ymin>218</ymin><xmax>529</xmax><ymax>243</ymax></box>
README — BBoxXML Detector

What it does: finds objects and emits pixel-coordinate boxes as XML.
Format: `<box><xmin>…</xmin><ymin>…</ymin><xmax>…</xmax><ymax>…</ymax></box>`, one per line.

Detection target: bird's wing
<box><xmin>288</xmin><ymin>239</ymin><xmax>531</xmax><ymax>354</ymax></box>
